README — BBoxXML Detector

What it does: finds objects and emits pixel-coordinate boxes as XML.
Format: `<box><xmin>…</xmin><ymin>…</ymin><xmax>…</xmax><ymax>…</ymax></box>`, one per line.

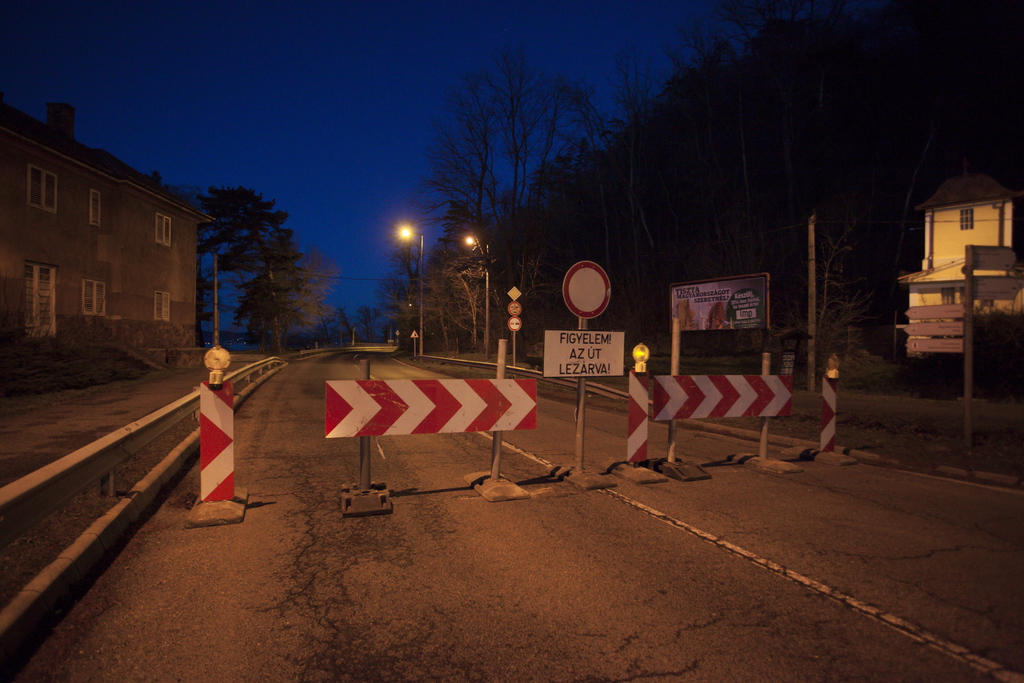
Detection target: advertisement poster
<box><xmin>670</xmin><ymin>274</ymin><xmax>769</xmax><ymax>330</ymax></box>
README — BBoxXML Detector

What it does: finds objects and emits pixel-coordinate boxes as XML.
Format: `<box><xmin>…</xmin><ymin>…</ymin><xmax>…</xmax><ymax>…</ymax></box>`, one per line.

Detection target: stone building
<box><xmin>0</xmin><ymin>95</ymin><xmax>209</xmax><ymax>352</ymax></box>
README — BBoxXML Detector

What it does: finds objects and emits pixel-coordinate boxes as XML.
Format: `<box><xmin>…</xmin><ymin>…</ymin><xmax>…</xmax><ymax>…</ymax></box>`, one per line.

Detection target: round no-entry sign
<box><xmin>562</xmin><ymin>261</ymin><xmax>610</xmax><ymax>319</ymax></box>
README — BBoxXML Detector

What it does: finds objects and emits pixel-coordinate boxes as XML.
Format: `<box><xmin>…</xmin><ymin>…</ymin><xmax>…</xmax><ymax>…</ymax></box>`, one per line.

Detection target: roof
<box><xmin>898</xmin><ymin>259</ymin><xmax>965</xmax><ymax>284</ymax></box>
<box><xmin>916</xmin><ymin>173</ymin><xmax>1024</xmax><ymax>211</ymax></box>
<box><xmin>0</xmin><ymin>98</ymin><xmax>209</xmax><ymax>221</ymax></box>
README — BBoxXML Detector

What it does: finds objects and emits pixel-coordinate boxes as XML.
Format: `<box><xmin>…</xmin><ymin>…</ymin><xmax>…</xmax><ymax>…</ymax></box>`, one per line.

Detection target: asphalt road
<box><xmin>14</xmin><ymin>354</ymin><xmax>1024</xmax><ymax>681</ymax></box>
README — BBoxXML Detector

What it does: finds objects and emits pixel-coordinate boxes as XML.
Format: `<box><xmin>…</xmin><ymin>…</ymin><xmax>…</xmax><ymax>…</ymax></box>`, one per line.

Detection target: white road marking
<box><xmin>479</xmin><ymin>432</ymin><xmax>1024</xmax><ymax>683</ymax></box>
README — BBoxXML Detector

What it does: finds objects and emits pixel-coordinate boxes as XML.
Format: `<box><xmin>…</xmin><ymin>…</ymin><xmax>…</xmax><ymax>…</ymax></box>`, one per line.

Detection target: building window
<box><xmin>27</xmin><ymin>164</ymin><xmax>57</xmax><ymax>212</ymax></box>
<box><xmin>154</xmin><ymin>290</ymin><xmax>170</xmax><ymax>321</ymax></box>
<box><xmin>960</xmin><ymin>207</ymin><xmax>974</xmax><ymax>231</ymax></box>
<box><xmin>83</xmin><ymin>279</ymin><xmax>106</xmax><ymax>316</ymax></box>
<box><xmin>155</xmin><ymin>213</ymin><xmax>171</xmax><ymax>246</ymax></box>
<box><xmin>24</xmin><ymin>262</ymin><xmax>57</xmax><ymax>336</ymax></box>
<box><xmin>941</xmin><ymin>287</ymin><xmax>960</xmax><ymax>305</ymax></box>
<box><xmin>90</xmin><ymin>189</ymin><xmax>101</xmax><ymax>226</ymax></box>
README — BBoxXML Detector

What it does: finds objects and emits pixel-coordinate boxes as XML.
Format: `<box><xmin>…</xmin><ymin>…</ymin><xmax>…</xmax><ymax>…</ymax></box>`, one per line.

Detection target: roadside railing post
<box><xmin>359</xmin><ymin>358</ymin><xmax>372</xmax><ymax>491</ymax></box>
<box><xmin>489</xmin><ymin>339</ymin><xmax>508</xmax><ymax>481</ymax></box>
<box><xmin>759</xmin><ymin>352</ymin><xmax>771</xmax><ymax>460</ymax></box>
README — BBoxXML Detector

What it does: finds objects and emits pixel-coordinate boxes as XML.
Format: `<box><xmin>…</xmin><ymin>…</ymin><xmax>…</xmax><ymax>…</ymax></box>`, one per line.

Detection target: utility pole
<box><xmin>212</xmin><ymin>253</ymin><xmax>220</xmax><ymax>347</ymax></box>
<box><xmin>807</xmin><ymin>211</ymin><xmax>817</xmax><ymax>392</ymax></box>
<box><xmin>963</xmin><ymin>245</ymin><xmax>974</xmax><ymax>448</ymax></box>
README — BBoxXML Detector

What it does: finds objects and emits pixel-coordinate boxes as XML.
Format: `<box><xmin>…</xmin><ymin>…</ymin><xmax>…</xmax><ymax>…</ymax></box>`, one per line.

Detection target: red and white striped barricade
<box><xmin>325</xmin><ymin>378</ymin><xmax>537</xmax><ymax>437</ymax></box>
<box><xmin>652</xmin><ymin>374</ymin><xmax>793</xmax><ymax>421</ymax></box>
<box><xmin>326</xmin><ymin>378</ymin><xmax>537</xmax><ymax>512</ymax></box>
<box><xmin>200</xmin><ymin>381</ymin><xmax>234</xmax><ymax>502</ymax></box>
<box><xmin>627</xmin><ymin>371</ymin><xmax>649</xmax><ymax>463</ymax></box>
<box><xmin>820</xmin><ymin>377</ymin><xmax>838</xmax><ymax>453</ymax></box>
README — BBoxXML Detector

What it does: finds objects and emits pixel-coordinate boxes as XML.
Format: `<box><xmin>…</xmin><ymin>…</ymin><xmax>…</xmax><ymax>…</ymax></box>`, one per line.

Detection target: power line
<box><xmin>323</xmin><ymin>275</ymin><xmax>404</xmax><ymax>282</ymax></box>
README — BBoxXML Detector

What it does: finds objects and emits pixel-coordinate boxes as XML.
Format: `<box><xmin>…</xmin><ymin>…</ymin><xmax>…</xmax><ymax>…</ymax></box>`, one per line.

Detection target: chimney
<box><xmin>46</xmin><ymin>102</ymin><xmax>75</xmax><ymax>139</ymax></box>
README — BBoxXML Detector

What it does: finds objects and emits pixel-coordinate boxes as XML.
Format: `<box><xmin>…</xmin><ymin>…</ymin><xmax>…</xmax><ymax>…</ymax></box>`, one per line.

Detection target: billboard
<box><xmin>670</xmin><ymin>274</ymin><xmax>769</xmax><ymax>331</ymax></box>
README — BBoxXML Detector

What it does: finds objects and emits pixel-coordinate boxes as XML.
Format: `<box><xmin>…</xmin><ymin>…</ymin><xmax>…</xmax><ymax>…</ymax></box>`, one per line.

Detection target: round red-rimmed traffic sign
<box><xmin>508</xmin><ymin>301</ymin><xmax>522</xmax><ymax>316</ymax></box>
<box><xmin>508</xmin><ymin>316</ymin><xmax>523</xmax><ymax>332</ymax></box>
<box><xmin>562</xmin><ymin>261</ymin><xmax>610</xmax><ymax>319</ymax></box>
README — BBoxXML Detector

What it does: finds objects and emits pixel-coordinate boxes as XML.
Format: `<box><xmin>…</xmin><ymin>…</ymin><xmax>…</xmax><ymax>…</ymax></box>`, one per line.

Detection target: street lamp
<box><xmin>465</xmin><ymin>235</ymin><xmax>491</xmax><ymax>361</ymax></box>
<box><xmin>400</xmin><ymin>224</ymin><xmax>424</xmax><ymax>356</ymax></box>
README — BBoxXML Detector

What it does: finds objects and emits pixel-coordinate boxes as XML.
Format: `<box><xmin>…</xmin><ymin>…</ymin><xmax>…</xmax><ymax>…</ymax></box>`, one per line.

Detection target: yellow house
<box><xmin>900</xmin><ymin>173</ymin><xmax>1023</xmax><ymax>312</ymax></box>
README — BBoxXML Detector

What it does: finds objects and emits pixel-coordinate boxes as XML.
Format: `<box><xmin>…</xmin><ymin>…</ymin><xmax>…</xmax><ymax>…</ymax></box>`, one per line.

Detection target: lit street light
<box><xmin>400</xmin><ymin>224</ymin><xmax>425</xmax><ymax>356</ymax></box>
<box><xmin>465</xmin><ymin>235</ymin><xmax>491</xmax><ymax>361</ymax></box>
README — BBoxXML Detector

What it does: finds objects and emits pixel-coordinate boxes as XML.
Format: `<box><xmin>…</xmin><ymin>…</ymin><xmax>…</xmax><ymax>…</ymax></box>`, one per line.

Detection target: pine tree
<box><xmin>198</xmin><ymin>187</ymin><xmax>300</xmax><ymax>353</ymax></box>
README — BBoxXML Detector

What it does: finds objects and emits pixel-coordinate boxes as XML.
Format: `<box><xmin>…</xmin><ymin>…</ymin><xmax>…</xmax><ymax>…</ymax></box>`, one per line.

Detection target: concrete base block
<box><xmin>745</xmin><ymin>457</ymin><xmax>803</xmax><ymax>474</ymax></box>
<box><xmin>657</xmin><ymin>460</ymin><xmax>712</xmax><ymax>482</ymax></box>
<box><xmin>550</xmin><ymin>466</ymin><xmax>574</xmax><ymax>481</ymax></box>
<box><xmin>464</xmin><ymin>472</ymin><xmax>531</xmax><ymax>501</ymax></box>
<box><xmin>341</xmin><ymin>486</ymin><xmax>394</xmax><ymax>518</ymax></box>
<box><xmin>815</xmin><ymin>451</ymin><xmax>859</xmax><ymax>466</ymax></box>
<box><xmin>185</xmin><ymin>488</ymin><xmax>249</xmax><ymax>528</ymax></box>
<box><xmin>781</xmin><ymin>446</ymin><xmax>817</xmax><ymax>460</ymax></box>
<box><xmin>974</xmin><ymin>471</ymin><xmax>1021</xmax><ymax>487</ymax></box>
<box><xmin>610</xmin><ymin>463</ymin><xmax>669</xmax><ymax>484</ymax></box>
<box><xmin>566</xmin><ymin>471</ymin><xmax>617</xmax><ymax>490</ymax></box>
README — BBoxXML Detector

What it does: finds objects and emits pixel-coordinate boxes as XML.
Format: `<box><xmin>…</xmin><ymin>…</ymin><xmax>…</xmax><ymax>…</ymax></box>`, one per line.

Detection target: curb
<box><xmin>0</xmin><ymin>364</ymin><xmax>284</xmax><ymax>675</ymax></box>
<box><xmin>677</xmin><ymin>418</ymin><xmax>1023</xmax><ymax>489</ymax></box>
<box><xmin>0</xmin><ymin>431</ymin><xmax>199</xmax><ymax>672</ymax></box>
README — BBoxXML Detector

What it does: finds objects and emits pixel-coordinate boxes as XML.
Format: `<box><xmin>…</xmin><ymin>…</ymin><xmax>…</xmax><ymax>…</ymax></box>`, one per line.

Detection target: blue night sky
<box><xmin>2</xmin><ymin>0</ymin><xmax>711</xmax><ymax>317</ymax></box>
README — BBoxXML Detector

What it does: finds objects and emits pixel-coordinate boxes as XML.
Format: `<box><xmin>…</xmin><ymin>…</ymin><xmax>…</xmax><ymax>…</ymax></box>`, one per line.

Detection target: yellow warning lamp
<box><xmin>204</xmin><ymin>345</ymin><xmax>232</xmax><ymax>389</ymax></box>
<box><xmin>632</xmin><ymin>343</ymin><xmax>650</xmax><ymax>373</ymax></box>
<box><xmin>826</xmin><ymin>353</ymin><xmax>840</xmax><ymax>379</ymax></box>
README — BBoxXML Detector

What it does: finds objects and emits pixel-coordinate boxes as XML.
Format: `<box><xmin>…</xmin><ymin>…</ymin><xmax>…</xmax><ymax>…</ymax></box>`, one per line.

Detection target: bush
<box><xmin>899</xmin><ymin>310</ymin><xmax>1024</xmax><ymax>400</ymax></box>
<box><xmin>974</xmin><ymin>310</ymin><xmax>1024</xmax><ymax>399</ymax></box>
<box><xmin>834</xmin><ymin>350</ymin><xmax>904</xmax><ymax>394</ymax></box>
<box><xmin>0</xmin><ymin>338</ymin><xmax>150</xmax><ymax>398</ymax></box>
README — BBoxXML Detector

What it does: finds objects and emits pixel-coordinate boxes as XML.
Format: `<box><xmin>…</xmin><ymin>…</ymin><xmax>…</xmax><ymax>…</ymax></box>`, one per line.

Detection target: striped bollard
<box><xmin>200</xmin><ymin>381</ymin><xmax>235</xmax><ymax>501</ymax></box>
<box><xmin>820</xmin><ymin>377</ymin><xmax>837</xmax><ymax>453</ymax></box>
<box><xmin>610</xmin><ymin>347</ymin><xmax>667</xmax><ymax>483</ymax></box>
<box><xmin>627</xmin><ymin>370</ymin><xmax>649</xmax><ymax>463</ymax></box>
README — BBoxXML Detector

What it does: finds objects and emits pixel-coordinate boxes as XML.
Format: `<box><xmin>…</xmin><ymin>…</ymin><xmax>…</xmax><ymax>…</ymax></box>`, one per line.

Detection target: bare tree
<box><xmin>422</xmin><ymin>49</ymin><xmax>582</xmax><ymax>304</ymax></box>
<box><xmin>714</xmin><ymin>0</ymin><xmax>859</xmax><ymax>224</ymax></box>
<box><xmin>288</xmin><ymin>247</ymin><xmax>339</xmax><ymax>335</ymax></box>
<box><xmin>355</xmin><ymin>306</ymin><xmax>381</xmax><ymax>343</ymax></box>
<box><xmin>610</xmin><ymin>48</ymin><xmax>657</xmax><ymax>265</ymax></box>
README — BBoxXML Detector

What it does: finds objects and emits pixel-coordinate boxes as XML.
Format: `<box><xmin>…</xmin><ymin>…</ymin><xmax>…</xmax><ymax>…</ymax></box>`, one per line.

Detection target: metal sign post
<box><xmin>464</xmin><ymin>339</ymin><xmax>531</xmax><ymax>502</ymax></box>
<box><xmin>508</xmin><ymin>315</ymin><xmax>522</xmax><ymax>365</ymax></box>
<box><xmin>340</xmin><ymin>358</ymin><xmax>393</xmax><ymax>517</ymax></box>
<box><xmin>963</xmin><ymin>247</ymin><xmax>974</xmax><ymax>449</ymax></box>
<box><xmin>507</xmin><ymin>287</ymin><xmax>521</xmax><ymax>366</ymax></box>
<box><xmin>560</xmin><ymin>261</ymin><xmax>615</xmax><ymax>490</ymax></box>
<box><xmin>574</xmin><ymin>316</ymin><xmax>588</xmax><ymax>475</ymax></box>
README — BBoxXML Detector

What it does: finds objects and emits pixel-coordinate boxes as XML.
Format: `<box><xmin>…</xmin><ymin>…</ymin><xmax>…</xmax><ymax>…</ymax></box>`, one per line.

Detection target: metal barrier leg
<box><xmin>465</xmin><ymin>340</ymin><xmax>530</xmax><ymax>502</ymax></box>
<box><xmin>342</xmin><ymin>358</ymin><xmax>393</xmax><ymax>517</ymax></box>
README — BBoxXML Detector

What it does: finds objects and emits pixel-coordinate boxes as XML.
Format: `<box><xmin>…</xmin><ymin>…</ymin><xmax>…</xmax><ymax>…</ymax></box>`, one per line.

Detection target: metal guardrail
<box><xmin>0</xmin><ymin>357</ymin><xmax>286</xmax><ymax>551</ymax></box>
<box><xmin>297</xmin><ymin>343</ymin><xmax>397</xmax><ymax>358</ymax></box>
<box><xmin>414</xmin><ymin>355</ymin><xmax>630</xmax><ymax>401</ymax></box>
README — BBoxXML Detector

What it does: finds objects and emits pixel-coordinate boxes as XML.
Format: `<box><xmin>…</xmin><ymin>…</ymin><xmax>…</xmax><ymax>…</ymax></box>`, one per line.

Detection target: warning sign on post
<box><xmin>670</xmin><ymin>274</ymin><xmax>769</xmax><ymax>331</ymax></box>
<box><xmin>543</xmin><ymin>330</ymin><xmax>625</xmax><ymax>378</ymax></box>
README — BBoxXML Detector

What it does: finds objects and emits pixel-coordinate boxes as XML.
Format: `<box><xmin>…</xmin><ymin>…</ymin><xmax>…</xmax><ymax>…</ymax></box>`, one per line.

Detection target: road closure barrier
<box><xmin>627</xmin><ymin>371</ymin><xmax>649</xmax><ymax>463</ymax></box>
<box><xmin>325</xmin><ymin>378</ymin><xmax>537</xmax><ymax>437</ymax></box>
<box><xmin>820</xmin><ymin>377</ymin><xmax>837</xmax><ymax>453</ymax></box>
<box><xmin>652</xmin><ymin>374</ymin><xmax>792</xmax><ymax>421</ymax></box>
<box><xmin>653</xmin><ymin>371</ymin><xmax>799</xmax><ymax>476</ymax></box>
<box><xmin>199</xmin><ymin>381</ymin><xmax>235</xmax><ymax>502</ymax></box>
